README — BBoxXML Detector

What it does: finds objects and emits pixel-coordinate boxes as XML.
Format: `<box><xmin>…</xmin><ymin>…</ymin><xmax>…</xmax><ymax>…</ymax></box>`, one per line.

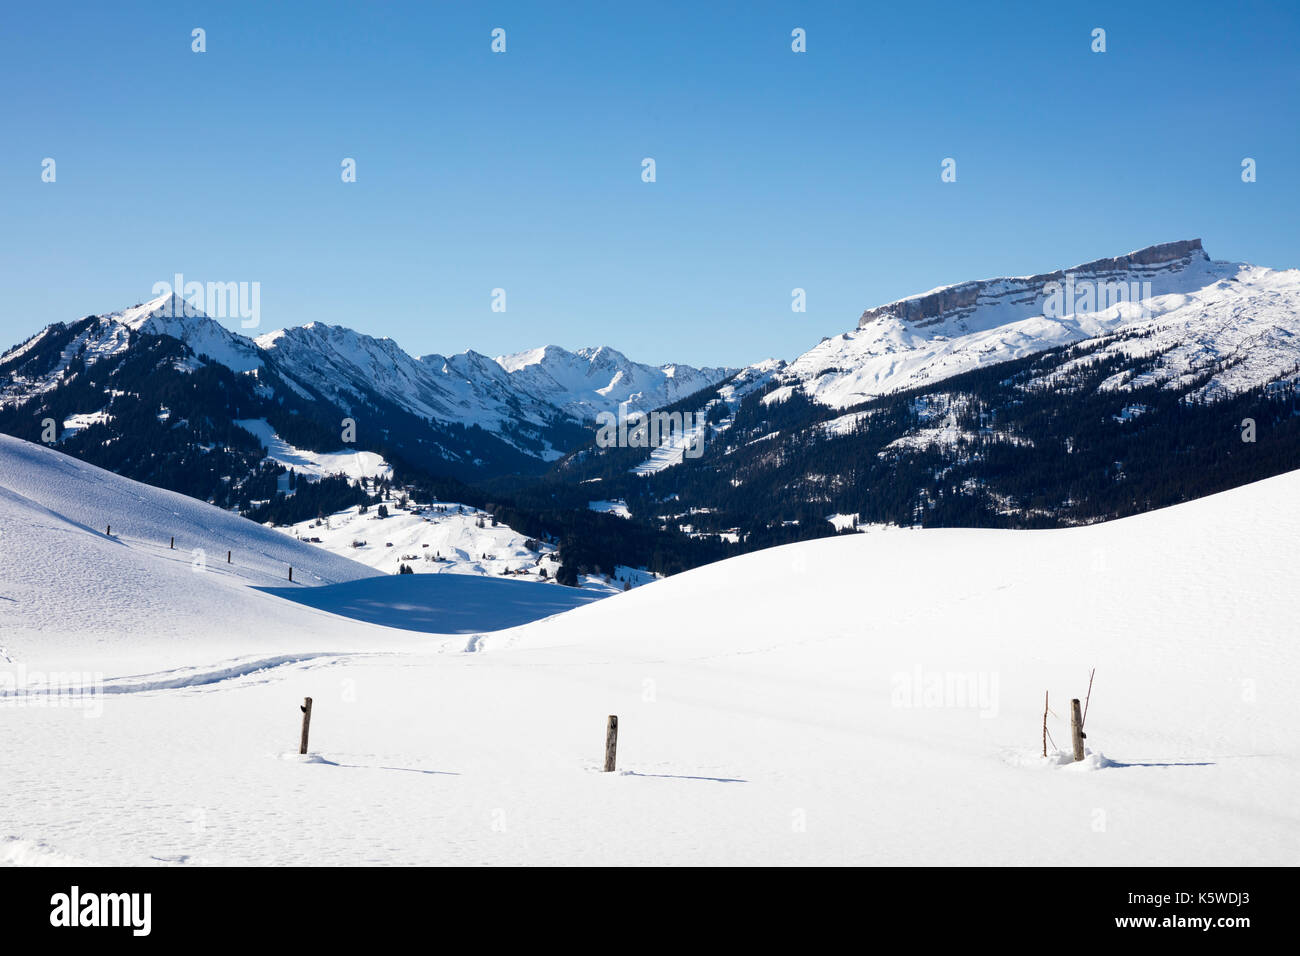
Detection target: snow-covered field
<box><xmin>587</xmin><ymin>499</ymin><xmax>631</xmax><ymax>519</ymax></box>
<box><xmin>2</xmin><ymin>434</ymin><xmax>1297</xmax><ymax>865</ymax></box>
<box><xmin>234</xmin><ymin>419</ymin><xmax>391</xmax><ymax>482</ymax></box>
<box><xmin>283</xmin><ymin>500</ymin><xmax>549</xmax><ymax>578</ymax></box>
<box><xmin>277</xmin><ymin>500</ymin><xmax>641</xmax><ymax>594</ymax></box>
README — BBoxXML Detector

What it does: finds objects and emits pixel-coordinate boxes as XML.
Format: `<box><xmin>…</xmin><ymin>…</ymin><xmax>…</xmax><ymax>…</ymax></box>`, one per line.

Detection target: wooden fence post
<box><xmin>1070</xmin><ymin>698</ymin><xmax>1086</xmax><ymax>761</ymax></box>
<box><xmin>289</xmin><ymin>566</ymin><xmax>293</xmax><ymax>582</ymax></box>
<box><xmin>603</xmin><ymin>715</ymin><xmax>618</xmax><ymax>772</ymax></box>
<box><xmin>299</xmin><ymin>697</ymin><xmax>313</xmax><ymax>755</ymax></box>
<box><xmin>1042</xmin><ymin>691</ymin><xmax>1049</xmax><ymax>758</ymax></box>
<box><xmin>170</xmin><ymin>536</ymin><xmax>174</xmax><ymax>549</ymax></box>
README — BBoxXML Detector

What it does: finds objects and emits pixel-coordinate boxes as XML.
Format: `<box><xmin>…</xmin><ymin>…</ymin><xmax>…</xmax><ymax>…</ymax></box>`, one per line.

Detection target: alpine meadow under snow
<box><xmin>1</xmin><ymin>435</ymin><xmax>1297</xmax><ymax>866</ymax></box>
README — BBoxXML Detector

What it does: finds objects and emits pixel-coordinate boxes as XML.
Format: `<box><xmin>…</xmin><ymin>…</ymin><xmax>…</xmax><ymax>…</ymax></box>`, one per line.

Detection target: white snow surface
<box><xmin>2</xmin><ymin>429</ymin><xmax>1298</xmax><ymax>864</ymax></box>
<box><xmin>275</xmin><ymin>500</ymin><xmax>636</xmax><ymax>596</ymax></box>
<box><xmin>0</xmin><ymin>436</ymin><xmax>613</xmax><ymax>666</ymax></box>
<box><xmin>234</xmin><ymin>419</ymin><xmax>391</xmax><ymax>482</ymax></box>
<box><xmin>282</xmin><ymin>502</ymin><xmax>551</xmax><ymax>578</ymax></box>
<box><xmin>0</xmin><ymin>433</ymin><xmax>386</xmax><ymax>671</ymax></box>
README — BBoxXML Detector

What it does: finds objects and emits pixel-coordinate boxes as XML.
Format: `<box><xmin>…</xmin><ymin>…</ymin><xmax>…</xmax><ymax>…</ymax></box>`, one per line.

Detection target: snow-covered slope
<box><xmin>626</xmin><ymin>358</ymin><xmax>786</xmax><ymax>476</ymax></box>
<box><xmin>283</xmin><ymin>501</ymin><xmax>556</xmax><ymax>578</ymax></box>
<box><xmin>233</xmin><ymin>418</ymin><xmax>392</xmax><ymax>481</ymax></box>
<box><xmin>0</xmin><ymin>433</ymin><xmax>383</xmax><ymax>668</ymax></box>
<box><xmin>779</xmin><ymin>239</ymin><xmax>1300</xmax><ymax>408</ymax></box>
<box><xmin>277</xmin><ymin>499</ymin><xmax>644</xmax><ymax>594</ymax></box>
<box><xmin>0</xmin><ymin>435</ymin><xmax>605</xmax><ymax>670</ymax></box>
<box><xmin>0</xmin><ymin>433</ymin><xmax>371</xmax><ymax>588</ymax></box>
<box><xmin>3</xmin><ymin>445</ymin><xmax>1297</xmax><ymax>864</ymax></box>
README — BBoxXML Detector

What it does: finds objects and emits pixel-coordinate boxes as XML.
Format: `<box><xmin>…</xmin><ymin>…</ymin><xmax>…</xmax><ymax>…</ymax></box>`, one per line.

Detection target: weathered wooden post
<box><xmin>1070</xmin><ymin>698</ymin><xmax>1086</xmax><ymax>761</ymax></box>
<box><xmin>603</xmin><ymin>715</ymin><xmax>618</xmax><ymax>772</ymax></box>
<box><xmin>299</xmin><ymin>697</ymin><xmax>313</xmax><ymax>754</ymax></box>
<box><xmin>289</xmin><ymin>566</ymin><xmax>293</xmax><ymax>582</ymax></box>
<box><xmin>170</xmin><ymin>536</ymin><xmax>174</xmax><ymax>549</ymax></box>
<box><xmin>1042</xmin><ymin>691</ymin><xmax>1049</xmax><ymax>758</ymax></box>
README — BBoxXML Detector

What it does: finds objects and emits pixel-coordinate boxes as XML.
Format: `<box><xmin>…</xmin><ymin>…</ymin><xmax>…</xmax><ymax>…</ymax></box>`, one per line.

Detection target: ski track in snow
<box><xmin>0</xmin><ymin>652</ymin><xmax>378</xmax><ymax>696</ymax></box>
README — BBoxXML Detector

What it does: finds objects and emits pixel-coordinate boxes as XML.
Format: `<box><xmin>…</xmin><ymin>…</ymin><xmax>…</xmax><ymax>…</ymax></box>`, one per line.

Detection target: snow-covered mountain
<box><xmin>0</xmin><ymin>294</ymin><xmax>263</xmax><ymax>411</ymax></box>
<box><xmin>0</xmin><ymin>296</ymin><xmax>734</xmax><ymax>473</ymax></box>
<box><xmin>558</xmin><ymin>239</ymin><xmax>1300</xmax><ymax>541</ymax></box>
<box><xmin>6</xmin><ymin>238</ymin><xmax>1300</xmax><ymax>556</ymax></box>
<box><xmin>496</xmin><ymin>344</ymin><xmax>733</xmax><ymax>421</ymax></box>
<box><xmin>248</xmin><ymin>327</ymin><xmax>735</xmax><ymax>460</ymax></box>
<box><xmin>251</xmin><ymin>323</ymin><xmax>568</xmax><ymax>444</ymax></box>
<box><xmin>112</xmin><ymin>293</ymin><xmax>267</xmax><ymax>374</ymax></box>
<box><xmin>776</xmin><ymin>239</ymin><xmax>1300</xmax><ymax>407</ymax></box>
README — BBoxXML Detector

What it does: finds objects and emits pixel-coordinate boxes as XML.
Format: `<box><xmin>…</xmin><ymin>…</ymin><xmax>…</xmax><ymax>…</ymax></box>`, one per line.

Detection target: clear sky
<box><xmin>1</xmin><ymin>1</ymin><xmax>1297</xmax><ymax>368</ymax></box>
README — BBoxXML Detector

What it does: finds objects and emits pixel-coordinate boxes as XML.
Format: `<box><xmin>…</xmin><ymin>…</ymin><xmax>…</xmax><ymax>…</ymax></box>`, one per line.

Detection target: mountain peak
<box><xmin>102</xmin><ymin>293</ymin><xmax>264</xmax><ymax>373</ymax></box>
<box><xmin>576</xmin><ymin>344</ymin><xmax>634</xmax><ymax>367</ymax></box>
<box><xmin>109</xmin><ymin>292</ymin><xmax>208</xmax><ymax>330</ymax></box>
<box><xmin>495</xmin><ymin>344</ymin><xmax>572</xmax><ymax>372</ymax></box>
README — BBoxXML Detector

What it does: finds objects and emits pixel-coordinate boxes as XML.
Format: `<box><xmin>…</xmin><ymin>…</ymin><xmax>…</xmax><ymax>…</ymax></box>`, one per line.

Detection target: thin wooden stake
<box><xmin>603</xmin><ymin>715</ymin><xmax>618</xmax><ymax>772</ymax></box>
<box><xmin>1082</xmin><ymin>667</ymin><xmax>1096</xmax><ymax>729</ymax></box>
<box><xmin>289</xmin><ymin>566</ymin><xmax>293</xmax><ymax>582</ymax></box>
<box><xmin>299</xmin><ymin>697</ymin><xmax>313</xmax><ymax>754</ymax></box>
<box><xmin>227</xmin><ymin>550</ymin><xmax>231</xmax><ymax>564</ymax></box>
<box><xmin>1070</xmin><ymin>698</ymin><xmax>1086</xmax><ymax>762</ymax></box>
<box><xmin>1042</xmin><ymin>691</ymin><xmax>1049</xmax><ymax>758</ymax></box>
<box><xmin>170</xmin><ymin>536</ymin><xmax>174</xmax><ymax>549</ymax></box>
<box><xmin>106</xmin><ymin>524</ymin><xmax>110</xmax><ymax>536</ymax></box>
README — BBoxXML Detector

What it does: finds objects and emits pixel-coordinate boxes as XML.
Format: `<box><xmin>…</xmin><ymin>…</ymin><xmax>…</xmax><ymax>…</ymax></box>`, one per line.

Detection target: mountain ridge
<box><xmin>4</xmin><ymin>236</ymin><xmax>1299</xmax><ymax>569</ymax></box>
<box><xmin>551</xmin><ymin>238</ymin><xmax>1300</xmax><ymax>547</ymax></box>
<box><xmin>771</xmin><ymin>239</ymin><xmax>1298</xmax><ymax>409</ymax></box>
<box><xmin>0</xmin><ymin>295</ymin><xmax>736</xmax><ymax>469</ymax></box>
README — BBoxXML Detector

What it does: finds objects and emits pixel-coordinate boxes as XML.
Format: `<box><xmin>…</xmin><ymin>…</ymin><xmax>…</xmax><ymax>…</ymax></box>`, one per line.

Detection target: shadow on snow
<box><xmin>256</xmin><ymin>573</ymin><xmax>607</xmax><ymax>633</ymax></box>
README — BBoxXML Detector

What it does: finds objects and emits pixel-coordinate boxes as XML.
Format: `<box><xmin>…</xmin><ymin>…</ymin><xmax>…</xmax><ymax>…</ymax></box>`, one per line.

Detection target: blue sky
<box><xmin>1</xmin><ymin>1</ymin><xmax>1297</xmax><ymax>368</ymax></box>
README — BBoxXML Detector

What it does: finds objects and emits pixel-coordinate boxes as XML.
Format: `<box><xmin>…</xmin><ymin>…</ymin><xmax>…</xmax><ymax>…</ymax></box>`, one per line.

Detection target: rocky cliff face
<box><xmin>857</xmin><ymin>239</ymin><xmax>1208</xmax><ymax>330</ymax></box>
